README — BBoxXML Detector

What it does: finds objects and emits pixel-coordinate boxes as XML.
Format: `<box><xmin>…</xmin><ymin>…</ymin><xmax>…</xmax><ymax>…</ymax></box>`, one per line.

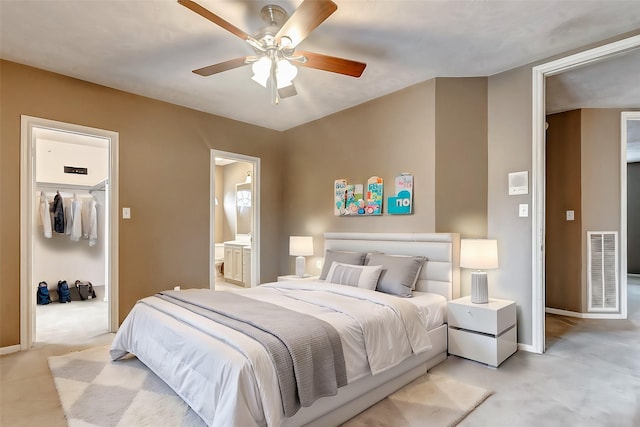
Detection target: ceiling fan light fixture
<box><xmin>252</xmin><ymin>57</ymin><xmax>298</xmax><ymax>90</ymax></box>
<box><xmin>276</xmin><ymin>59</ymin><xmax>298</xmax><ymax>88</ymax></box>
<box><xmin>251</xmin><ymin>56</ymin><xmax>272</xmax><ymax>87</ymax></box>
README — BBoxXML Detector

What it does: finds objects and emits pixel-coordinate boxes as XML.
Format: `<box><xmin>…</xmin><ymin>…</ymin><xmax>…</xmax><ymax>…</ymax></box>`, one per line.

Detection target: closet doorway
<box><xmin>20</xmin><ymin>116</ymin><xmax>119</xmax><ymax>349</ymax></box>
<box><xmin>210</xmin><ymin>150</ymin><xmax>260</xmax><ymax>290</ymax></box>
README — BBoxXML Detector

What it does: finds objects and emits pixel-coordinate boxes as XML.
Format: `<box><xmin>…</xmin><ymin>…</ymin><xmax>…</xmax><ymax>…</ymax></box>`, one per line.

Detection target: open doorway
<box><xmin>210</xmin><ymin>150</ymin><xmax>260</xmax><ymax>291</ymax></box>
<box><xmin>531</xmin><ymin>35</ymin><xmax>640</xmax><ymax>353</ymax></box>
<box><xmin>20</xmin><ymin>116</ymin><xmax>119</xmax><ymax>349</ymax></box>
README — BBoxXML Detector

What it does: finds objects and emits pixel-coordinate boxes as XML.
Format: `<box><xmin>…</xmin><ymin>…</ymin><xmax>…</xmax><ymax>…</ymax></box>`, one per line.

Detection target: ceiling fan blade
<box><xmin>278</xmin><ymin>84</ymin><xmax>297</xmax><ymax>99</ymax></box>
<box><xmin>275</xmin><ymin>0</ymin><xmax>337</xmax><ymax>48</ymax></box>
<box><xmin>193</xmin><ymin>57</ymin><xmax>249</xmax><ymax>76</ymax></box>
<box><xmin>178</xmin><ymin>0</ymin><xmax>252</xmax><ymax>41</ymax></box>
<box><xmin>295</xmin><ymin>51</ymin><xmax>366</xmax><ymax>77</ymax></box>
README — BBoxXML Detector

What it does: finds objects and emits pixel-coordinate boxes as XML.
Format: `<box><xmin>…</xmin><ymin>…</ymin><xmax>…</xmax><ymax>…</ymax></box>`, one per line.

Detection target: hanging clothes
<box><xmin>70</xmin><ymin>194</ymin><xmax>83</xmax><ymax>242</ymax></box>
<box><xmin>52</xmin><ymin>191</ymin><xmax>65</xmax><ymax>233</ymax></box>
<box><xmin>87</xmin><ymin>197</ymin><xmax>98</xmax><ymax>247</ymax></box>
<box><xmin>39</xmin><ymin>194</ymin><xmax>52</xmax><ymax>238</ymax></box>
<box><xmin>64</xmin><ymin>196</ymin><xmax>73</xmax><ymax>236</ymax></box>
<box><xmin>81</xmin><ymin>196</ymin><xmax>98</xmax><ymax>246</ymax></box>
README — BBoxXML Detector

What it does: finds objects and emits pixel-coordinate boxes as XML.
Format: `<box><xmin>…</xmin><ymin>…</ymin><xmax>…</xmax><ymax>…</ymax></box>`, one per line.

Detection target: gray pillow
<box><xmin>366</xmin><ymin>253</ymin><xmax>427</xmax><ymax>297</ymax></box>
<box><xmin>325</xmin><ymin>262</ymin><xmax>383</xmax><ymax>290</ymax></box>
<box><xmin>319</xmin><ymin>250</ymin><xmax>367</xmax><ymax>280</ymax></box>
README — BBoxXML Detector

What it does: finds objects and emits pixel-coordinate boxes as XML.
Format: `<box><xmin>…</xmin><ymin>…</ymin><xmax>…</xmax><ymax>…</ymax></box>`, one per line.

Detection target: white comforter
<box><xmin>110</xmin><ymin>282</ymin><xmax>433</xmax><ymax>427</ymax></box>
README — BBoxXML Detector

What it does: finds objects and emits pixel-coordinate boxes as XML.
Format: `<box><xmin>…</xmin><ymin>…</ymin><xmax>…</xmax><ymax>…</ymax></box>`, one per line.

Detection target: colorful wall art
<box><xmin>388</xmin><ymin>173</ymin><xmax>413</xmax><ymax>215</ymax></box>
<box><xmin>365</xmin><ymin>176</ymin><xmax>383</xmax><ymax>215</ymax></box>
<box><xmin>335</xmin><ymin>179</ymin><xmax>376</xmax><ymax>216</ymax></box>
<box><xmin>334</xmin><ymin>179</ymin><xmax>348</xmax><ymax>216</ymax></box>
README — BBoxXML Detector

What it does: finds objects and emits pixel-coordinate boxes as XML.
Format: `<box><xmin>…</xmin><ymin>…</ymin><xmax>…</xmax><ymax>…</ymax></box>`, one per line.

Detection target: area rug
<box><xmin>49</xmin><ymin>346</ymin><xmax>492</xmax><ymax>427</ymax></box>
<box><xmin>340</xmin><ymin>373</ymin><xmax>493</xmax><ymax>427</ymax></box>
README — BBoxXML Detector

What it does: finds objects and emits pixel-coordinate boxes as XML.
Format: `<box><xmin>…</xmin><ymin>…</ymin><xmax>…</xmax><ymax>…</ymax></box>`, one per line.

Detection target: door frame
<box><xmin>531</xmin><ymin>35</ymin><xmax>640</xmax><ymax>354</ymax></box>
<box><xmin>210</xmin><ymin>150</ymin><xmax>261</xmax><ymax>288</ymax></box>
<box><xmin>20</xmin><ymin>115</ymin><xmax>119</xmax><ymax>349</ymax></box>
<box><xmin>621</xmin><ymin>111</ymin><xmax>640</xmax><ymax>314</ymax></box>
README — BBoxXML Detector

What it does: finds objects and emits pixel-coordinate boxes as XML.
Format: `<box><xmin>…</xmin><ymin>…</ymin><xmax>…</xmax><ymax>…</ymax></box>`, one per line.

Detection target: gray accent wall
<box><xmin>487</xmin><ymin>65</ymin><xmax>534</xmax><ymax>346</ymax></box>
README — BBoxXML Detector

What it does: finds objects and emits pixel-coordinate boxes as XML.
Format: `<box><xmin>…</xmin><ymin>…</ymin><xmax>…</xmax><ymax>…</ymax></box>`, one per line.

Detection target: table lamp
<box><xmin>289</xmin><ymin>236</ymin><xmax>313</xmax><ymax>277</ymax></box>
<box><xmin>460</xmin><ymin>239</ymin><xmax>499</xmax><ymax>304</ymax></box>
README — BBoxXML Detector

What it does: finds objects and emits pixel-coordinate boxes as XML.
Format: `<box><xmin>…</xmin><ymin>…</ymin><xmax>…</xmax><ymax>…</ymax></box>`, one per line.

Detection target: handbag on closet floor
<box><xmin>75</xmin><ymin>280</ymin><xmax>97</xmax><ymax>300</ymax></box>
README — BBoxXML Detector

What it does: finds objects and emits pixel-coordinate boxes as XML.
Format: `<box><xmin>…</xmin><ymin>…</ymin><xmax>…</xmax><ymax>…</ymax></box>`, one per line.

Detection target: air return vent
<box><xmin>587</xmin><ymin>231</ymin><xmax>619</xmax><ymax>312</ymax></box>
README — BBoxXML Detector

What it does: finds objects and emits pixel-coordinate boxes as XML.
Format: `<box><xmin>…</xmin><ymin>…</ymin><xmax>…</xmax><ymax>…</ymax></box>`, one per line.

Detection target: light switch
<box><xmin>122</xmin><ymin>207</ymin><xmax>131</xmax><ymax>219</ymax></box>
<box><xmin>566</xmin><ymin>210</ymin><xmax>575</xmax><ymax>221</ymax></box>
<box><xmin>519</xmin><ymin>204</ymin><xmax>528</xmax><ymax>217</ymax></box>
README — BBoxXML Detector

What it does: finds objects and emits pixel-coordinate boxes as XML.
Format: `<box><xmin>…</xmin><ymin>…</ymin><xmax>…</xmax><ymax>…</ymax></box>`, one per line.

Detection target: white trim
<box><xmin>532</xmin><ymin>35</ymin><xmax>640</xmax><ymax>355</ymax></box>
<box><xmin>517</xmin><ymin>342</ymin><xmax>536</xmax><ymax>353</ymax></box>
<box><xmin>20</xmin><ymin>116</ymin><xmax>119</xmax><ymax>350</ymax></box>
<box><xmin>0</xmin><ymin>345</ymin><xmax>21</xmax><ymax>356</ymax></box>
<box><xmin>210</xmin><ymin>150</ymin><xmax>261</xmax><ymax>288</ymax></box>
<box><xmin>621</xmin><ymin>112</ymin><xmax>640</xmax><ymax>316</ymax></box>
<box><xmin>545</xmin><ymin>307</ymin><xmax>626</xmax><ymax>319</ymax></box>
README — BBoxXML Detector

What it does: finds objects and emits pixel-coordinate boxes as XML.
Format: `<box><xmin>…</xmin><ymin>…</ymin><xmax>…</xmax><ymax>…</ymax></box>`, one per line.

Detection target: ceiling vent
<box><xmin>587</xmin><ymin>231</ymin><xmax>619</xmax><ymax>312</ymax></box>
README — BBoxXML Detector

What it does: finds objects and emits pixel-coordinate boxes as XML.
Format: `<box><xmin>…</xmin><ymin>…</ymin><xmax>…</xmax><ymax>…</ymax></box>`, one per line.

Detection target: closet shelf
<box><xmin>36</xmin><ymin>178</ymin><xmax>108</xmax><ymax>192</ymax></box>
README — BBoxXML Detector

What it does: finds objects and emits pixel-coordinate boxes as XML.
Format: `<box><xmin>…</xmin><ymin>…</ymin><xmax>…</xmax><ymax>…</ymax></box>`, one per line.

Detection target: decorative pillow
<box><xmin>366</xmin><ymin>253</ymin><xmax>427</xmax><ymax>297</ymax></box>
<box><xmin>319</xmin><ymin>250</ymin><xmax>367</xmax><ymax>280</ymax></box>
<box><xmin>325</xmin><ymin>262</ymin><xmax>383</xmax><ymax>290</ymax></box>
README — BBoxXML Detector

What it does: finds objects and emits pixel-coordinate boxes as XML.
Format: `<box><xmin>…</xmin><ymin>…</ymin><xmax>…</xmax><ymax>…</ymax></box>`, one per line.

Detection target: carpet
<box><xmin>49</xmin><ymin>346</ymin><xmax>492</xmax><ymax>427</ymax></box>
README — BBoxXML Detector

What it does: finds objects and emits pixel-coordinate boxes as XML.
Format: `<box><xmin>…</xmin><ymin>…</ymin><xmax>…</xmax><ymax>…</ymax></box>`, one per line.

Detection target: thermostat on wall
<box><xmin>508</xmin><ymin>171</ymin><xmax>528</xmax><ymax>195</ymax></box>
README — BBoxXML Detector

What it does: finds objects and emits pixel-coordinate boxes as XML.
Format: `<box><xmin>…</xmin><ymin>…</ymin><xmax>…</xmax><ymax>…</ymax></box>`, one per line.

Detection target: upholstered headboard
<box><xmin>323</xmin><ymin>232</ymin><xmax>460</xmax><ymax>300</ymax></box>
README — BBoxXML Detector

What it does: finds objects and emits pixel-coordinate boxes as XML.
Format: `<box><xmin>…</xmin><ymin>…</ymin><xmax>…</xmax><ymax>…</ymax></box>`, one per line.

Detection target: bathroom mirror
<box><xmin>235</xmin><ymin>182</ymin><xmax>252</xmax><ymax>241</ymax></box>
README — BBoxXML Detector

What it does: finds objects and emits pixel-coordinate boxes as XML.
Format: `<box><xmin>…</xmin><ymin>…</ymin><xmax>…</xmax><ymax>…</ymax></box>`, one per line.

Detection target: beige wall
<box><xmin>580</xmin><ymin>109</ymin><xmax>623</xmax><ymax>310</ymax></box>
<box><xmin>435</xmin><ymin>78</ymin><xmax>488</xmax><ymax>238</ymax></box>
<box><xmin>0</xmin><ymin>60</ymin><xmax>285</xmax><ymax>347</ymax></box>
<box><xmin>281</xmin><ymin>78</ymin><xmax>488</xmax><ymax>278</ymax></box>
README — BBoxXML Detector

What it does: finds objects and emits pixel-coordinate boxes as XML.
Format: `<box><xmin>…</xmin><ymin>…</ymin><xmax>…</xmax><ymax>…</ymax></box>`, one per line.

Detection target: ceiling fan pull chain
<box><xmin>270</xmin><ymin>55</ymin><xmax>279</xmax><ymax>105</ymax></box>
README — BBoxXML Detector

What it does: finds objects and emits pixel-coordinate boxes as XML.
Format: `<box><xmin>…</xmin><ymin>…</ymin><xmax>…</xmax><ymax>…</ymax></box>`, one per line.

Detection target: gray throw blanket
<box><xmin>156</xmin><ymin>290</ymin><xmax>347</xmax><ymax>417</ymax></box>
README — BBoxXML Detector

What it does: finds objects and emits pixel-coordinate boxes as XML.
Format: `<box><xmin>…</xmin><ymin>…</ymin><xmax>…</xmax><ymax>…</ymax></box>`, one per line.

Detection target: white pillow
<box><xmin>325</xmin><ymin>262</ymin><xmax>383</xmax><ymax>290</ymax></box>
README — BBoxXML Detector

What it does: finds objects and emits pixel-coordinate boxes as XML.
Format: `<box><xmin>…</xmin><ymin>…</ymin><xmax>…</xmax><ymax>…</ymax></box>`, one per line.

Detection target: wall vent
<box><xmin>587</xmin><ymin>231</ymin><xmax>619</xmax><ymax>312</ymax></box>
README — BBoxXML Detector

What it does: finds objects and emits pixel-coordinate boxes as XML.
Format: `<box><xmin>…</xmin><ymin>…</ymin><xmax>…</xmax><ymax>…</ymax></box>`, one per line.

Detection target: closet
<box><xmin>33</xmin><ymin>127</ymin><xmax>110</xmax><ymax>343</ymax></box>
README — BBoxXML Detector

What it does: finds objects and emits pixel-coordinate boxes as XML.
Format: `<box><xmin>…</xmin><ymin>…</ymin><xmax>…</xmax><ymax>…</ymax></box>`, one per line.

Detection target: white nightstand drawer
<box><xmin>448</xmin><ymin>326</ymin><xmax>517</xmax><ymax>367</ymax></box>
<box><xmin>448</xmin><ymin>297</ymin><xmax>516</xmax><ymax>335</ymax></box>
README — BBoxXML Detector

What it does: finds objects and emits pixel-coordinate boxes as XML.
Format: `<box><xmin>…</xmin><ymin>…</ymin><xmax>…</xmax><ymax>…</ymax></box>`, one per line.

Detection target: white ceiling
<box><xmin>2</xmin><ymin>0</ymin><xmax>639</xmax><ymax>132</ymax></box>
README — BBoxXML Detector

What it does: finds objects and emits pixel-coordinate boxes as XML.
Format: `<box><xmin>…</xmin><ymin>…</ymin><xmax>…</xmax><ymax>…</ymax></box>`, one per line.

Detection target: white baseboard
<box><xmin>545</xmin><ymin>307</ymin><xmax>625</xmax><ymax>319</ymax></box>
<box><xmin>0</xmin><ymin>344</ymin><xmax>21</xmax><ymax>355</ymax></box>
<box><xmin>545</xmin><ymin>307</ymin><xmax>583</xmax><ymax>318</ymax></box>
<box><xmin>517</xmin><ymin>342</ymin><xmax>537</xmax><ymax>353</ymax></box>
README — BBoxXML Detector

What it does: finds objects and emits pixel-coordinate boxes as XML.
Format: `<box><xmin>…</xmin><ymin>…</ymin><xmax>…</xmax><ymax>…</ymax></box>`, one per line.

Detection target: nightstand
<box><xmin>447</xmin><ymin>296</ymin><xmax>517</xmax><ymax>367</ymax></box>
<box><xmin>277</xmin><ymin>275</ymin><xmax>320</xmax><ymax>282</ymax></box>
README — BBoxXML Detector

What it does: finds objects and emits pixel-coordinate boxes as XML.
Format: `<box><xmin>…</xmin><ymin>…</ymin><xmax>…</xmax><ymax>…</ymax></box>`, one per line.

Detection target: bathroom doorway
<box><xmin>210</xmin><ymin>150</ymin><xmax>260</xmax><ymax>289</ymax></box>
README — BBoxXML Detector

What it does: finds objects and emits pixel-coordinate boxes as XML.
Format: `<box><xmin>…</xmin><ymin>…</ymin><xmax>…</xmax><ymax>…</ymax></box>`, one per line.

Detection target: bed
<box><xmin>110</xmin><ymin>232</ymin><xmax>460</xmax><ymax>427</ymax></box>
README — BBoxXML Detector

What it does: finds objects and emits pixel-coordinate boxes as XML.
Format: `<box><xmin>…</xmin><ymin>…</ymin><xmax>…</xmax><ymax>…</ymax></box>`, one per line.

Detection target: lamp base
<box><xmin>471</xmin><ymin>271</ymin><xmax>489</xmax><ymax>304</ymax></box>
<box><xmin>295</xmin><ymin>256</ymin><xmax>306</xmax><ymax>277</ymax></box>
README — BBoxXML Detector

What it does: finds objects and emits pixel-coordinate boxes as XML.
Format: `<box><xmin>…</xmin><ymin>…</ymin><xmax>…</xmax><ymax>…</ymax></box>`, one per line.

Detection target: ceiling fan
<box><xmin>178</xmin><ymin>0</ymin><xmax>366</xmax><ymax>104</ymax></box>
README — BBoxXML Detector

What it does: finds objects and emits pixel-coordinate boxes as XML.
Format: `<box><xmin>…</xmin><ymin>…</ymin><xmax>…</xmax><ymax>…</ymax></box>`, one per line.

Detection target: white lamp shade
<box><xmin>251</xmin><ymin>57</ymin><xmax>271</xmax><ymax>88</ymax></box>
<box><xmin>460</xmin><ymin>239</ymin><xmax>499</xmax><ymax>270</ymax></box>
<box><xmin>289</xmin><ymin>236</ymin><xmax>313</xmax><ymax>256</ymax></box>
